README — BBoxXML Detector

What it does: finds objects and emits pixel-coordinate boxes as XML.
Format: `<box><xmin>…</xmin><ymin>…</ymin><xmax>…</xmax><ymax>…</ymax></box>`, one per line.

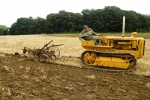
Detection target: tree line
<box><xmin>1</xmin><ymin>6</ymin><xmax>150</xmax><ymax>35</ymax></box>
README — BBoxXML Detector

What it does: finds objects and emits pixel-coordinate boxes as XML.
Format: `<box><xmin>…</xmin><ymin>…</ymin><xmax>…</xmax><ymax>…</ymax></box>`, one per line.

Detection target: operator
<box><xmin>79</xmin><ymin>25</ymin><xmax>102</xmax><ymax>45</ymax></box>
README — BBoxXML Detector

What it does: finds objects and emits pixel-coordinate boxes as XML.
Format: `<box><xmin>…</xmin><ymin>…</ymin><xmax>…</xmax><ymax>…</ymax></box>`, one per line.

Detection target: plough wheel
<box><xmin>38</xmin><ymin>54</ymin><xmax>51</xmax><ymax>63</ymax></box>
<box><xmin>49</xmin><ymin>46</ymin><xmax>60</xmax><ymax>58</ymax></box>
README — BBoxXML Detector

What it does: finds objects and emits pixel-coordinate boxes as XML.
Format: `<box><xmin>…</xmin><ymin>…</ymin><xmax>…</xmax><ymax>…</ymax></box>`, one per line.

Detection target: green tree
<box><xmin>0</xmin><ymin>25</ymin><xmax>7</xmax><ymax>35</ymax></box>
<box><xmin>140</xmin><ymin>14</ymin><xmax>150</xmax><ymax>32</ymax></box>
<box><xmin>9</xmin><ymin>6</ymin><xmax>150</xmax><ymax>34</ymax></box>
<box><xmin>9</xmin><ymin>18</ymin><xmax>32</xmax><ymax>35</ymax></box>
<box><xmin>46</xmin><ymin>10</ymin><xmax>82</xmax><ymax>33</ymax></box>
<box><xmin>102</xmin><ymin>6</ymin><xmax>124</xmax><ymax>32</ymax></box>
<box><xmin>124</xmin><ymin>10</ymin><xmax>139</xmax><ymax>32</ymax></box>
<box><xmin>33</xmin><ymin>17</ymin><xmax>46</xmax><ymax>34</ymax></box>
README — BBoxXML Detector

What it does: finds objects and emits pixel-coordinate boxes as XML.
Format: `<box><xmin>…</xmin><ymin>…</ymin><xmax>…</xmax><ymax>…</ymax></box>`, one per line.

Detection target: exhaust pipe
<box><xmin>122</xmin><ymin>16</ymin><xmax>125</xmax><ymax>37</ymax></box>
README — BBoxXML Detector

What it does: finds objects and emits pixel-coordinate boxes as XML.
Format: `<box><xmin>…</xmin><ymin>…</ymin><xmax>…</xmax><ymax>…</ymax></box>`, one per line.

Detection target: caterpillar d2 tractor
<box><xmin>81</xmin><ymin>32</ymin><xmax>145</xmax><ymax>70</ymax></box>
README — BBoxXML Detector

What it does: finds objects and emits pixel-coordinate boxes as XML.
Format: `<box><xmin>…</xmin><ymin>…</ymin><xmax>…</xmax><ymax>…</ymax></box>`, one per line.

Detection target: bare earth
<box><xmin>0</xmin><ymin>34</ymin><xmax>150</xmax><ymax>100</ymax></box>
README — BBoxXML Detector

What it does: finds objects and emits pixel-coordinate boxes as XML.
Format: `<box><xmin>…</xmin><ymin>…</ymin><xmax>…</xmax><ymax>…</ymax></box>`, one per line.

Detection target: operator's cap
<box><xmin>83</xmin><ymin>25</ymin><xmax>88</xmax><ymax>28</ymax></box>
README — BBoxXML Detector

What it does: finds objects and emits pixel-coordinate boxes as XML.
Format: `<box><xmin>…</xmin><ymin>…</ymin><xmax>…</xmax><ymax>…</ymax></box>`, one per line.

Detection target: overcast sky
<box><xmin>0</xmin><ymin>0</ymin><xmax>150</xmax><ymax>27</ymax></box>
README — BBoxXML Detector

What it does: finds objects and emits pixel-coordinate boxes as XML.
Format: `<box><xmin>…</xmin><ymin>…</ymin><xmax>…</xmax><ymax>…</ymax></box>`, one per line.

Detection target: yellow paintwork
<box><xmin>95</xmin><ymin>57</ymin><xmax>129</xmax><ymax>69</ymax></box>
<box><xmin>84</xmin><ymin>52</ymin><xmax>96</xmax><ymax>64</ymax></box>
<box><xmin>81</xmin><ymin>32</ymin><xmax>145</xmax><ymax>69</ymax></box>
<box><xmin>81</xmin><ymin>33</ymin><xmax>145</xmax><ymax>59</ymax></box>
<box><xmin>82</xmin><ymin>41</ymin><xmax>95</xmax><ymax>46</ymax></box>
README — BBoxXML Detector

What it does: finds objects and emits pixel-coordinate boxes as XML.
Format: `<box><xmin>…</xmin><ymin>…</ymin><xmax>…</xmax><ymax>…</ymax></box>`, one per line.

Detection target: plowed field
<box><xmin>0</xmin><ymin>34</ymin><xmax>150</xmax><ymax>100</ymax></box>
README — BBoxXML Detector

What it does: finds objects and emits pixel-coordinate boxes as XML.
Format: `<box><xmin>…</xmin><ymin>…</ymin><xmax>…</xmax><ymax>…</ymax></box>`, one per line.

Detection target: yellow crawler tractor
<box><xmin>81</xmin><ymin>32</ymin><xmax>145</xmax><ymax>70</ymax></box>
<box><xmin>81</xmin><ymin>17</ymin><xmax>145</xmax><ymax>70</ymax></box>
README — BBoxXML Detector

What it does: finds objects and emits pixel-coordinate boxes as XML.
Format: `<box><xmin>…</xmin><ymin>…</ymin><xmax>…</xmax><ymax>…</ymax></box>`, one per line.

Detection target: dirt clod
<box><xmin>0</xmin><ymin>54</ymin><xmax>150</xmax><ymax>100</ymax></box>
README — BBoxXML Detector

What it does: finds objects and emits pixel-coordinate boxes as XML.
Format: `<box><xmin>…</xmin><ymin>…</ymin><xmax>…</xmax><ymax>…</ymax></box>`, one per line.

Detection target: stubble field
<box><xmin>0</xmin><ymin>33</ymin><xmax>150</xmax><ymax>100</ymax></box>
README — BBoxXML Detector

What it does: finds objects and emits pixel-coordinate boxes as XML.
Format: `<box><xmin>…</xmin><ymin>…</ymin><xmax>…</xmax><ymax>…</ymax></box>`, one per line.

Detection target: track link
<box><xmin>46</xmin><ymin>51</ymin><xmax>137</xmax><ymax>73</ymax></box>
<box><xmin>81</xmin><ymin>50</ymin><xmax>137</xmax><ymax>72</ymax></box>
<box><xmin>23</xmin><ymin>50</ymin><xmax>137</xmax><ymax>73</ymax></box>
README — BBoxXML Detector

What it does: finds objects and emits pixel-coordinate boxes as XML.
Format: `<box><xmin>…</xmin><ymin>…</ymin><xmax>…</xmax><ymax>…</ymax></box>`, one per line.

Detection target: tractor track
<box><xmin>48</xmin><ymin>55</ymin><xmax>136</xmax><ymax>74</ymax></box>
<box><xmin>81</xmin><ymin>50</ymin><xmax>137</xmax><ymax>70</ymax></box>
<box><xmin>21</xmin><ymin>50</ymin><xmax>137</xmax><ymax>74</ymax></box>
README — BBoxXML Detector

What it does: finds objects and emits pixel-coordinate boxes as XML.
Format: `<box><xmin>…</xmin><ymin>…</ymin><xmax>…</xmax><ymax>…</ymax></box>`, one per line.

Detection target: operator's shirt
<box><xmin>80</xmin><ymin>28</ymin><xmax>97</xmax><ymax>40</ymax></box>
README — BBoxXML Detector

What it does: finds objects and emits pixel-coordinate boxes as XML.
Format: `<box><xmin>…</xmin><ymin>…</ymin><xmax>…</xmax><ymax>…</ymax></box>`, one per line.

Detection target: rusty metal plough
<box><xmin>23</xmin><ymin>40</ymin><xmax>63</xmax><ymax>63</ymax></box>
<box><xmin>21</xmin><ymin>40</ymin><xmax>133</xmax><ymax>73</ymax></box>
